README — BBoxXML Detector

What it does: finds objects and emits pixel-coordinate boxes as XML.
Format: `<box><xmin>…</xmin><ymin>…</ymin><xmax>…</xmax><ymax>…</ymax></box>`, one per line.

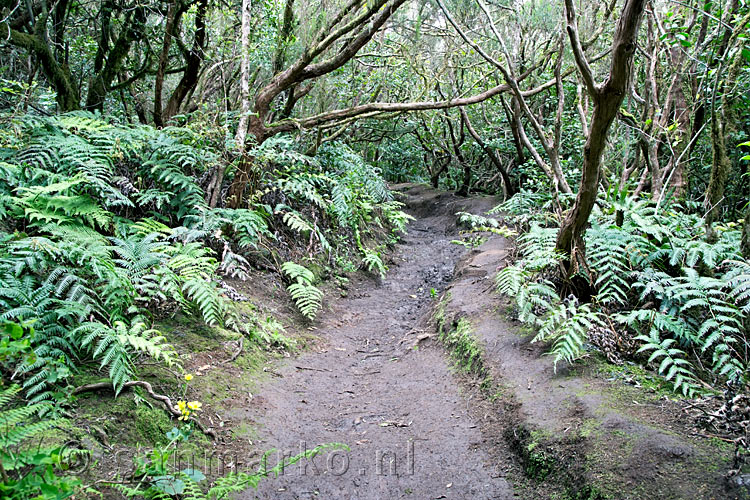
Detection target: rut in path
<box><xmin>242</xmin><ymin>194</ymin><xmax>514</xmax><ymax>499</ymax></box>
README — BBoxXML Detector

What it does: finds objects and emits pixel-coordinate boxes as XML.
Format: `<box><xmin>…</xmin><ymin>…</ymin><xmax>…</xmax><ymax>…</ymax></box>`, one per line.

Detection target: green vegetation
<box><xmin>0</xmin><ymin>111</ymin><xmax>405</xmax><ymax>496</ymax></box>
<box><xmin>0</xmin><ymin>0</ymin><xmax>749</xmax><ymax>495</ymax></box>
<box><xmin>113</xmin><ymin>421</ymin><xmax>348</xmax><ymax>499</ymax></box>
<box><xmin>492</xmin><ymin>189</ymin><xmax>748</xmax><ymax>397</ymax></box>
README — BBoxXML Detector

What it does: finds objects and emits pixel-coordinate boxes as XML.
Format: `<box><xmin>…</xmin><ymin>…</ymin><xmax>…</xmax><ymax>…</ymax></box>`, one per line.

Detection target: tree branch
<box><xmin>564</xmin><ymin>0</ymin><xmax>598</xmax><ymax>96</ymax></box>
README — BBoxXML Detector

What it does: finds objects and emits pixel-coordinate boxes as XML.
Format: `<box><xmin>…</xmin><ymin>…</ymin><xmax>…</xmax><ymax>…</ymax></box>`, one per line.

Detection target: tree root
<box><xmin>73</xmin><ymin>381</ymin><xmax>218</xmax><ymax>440</ymax></box>
<box><xmin>222</xmin><ymin>337</ymin><xmax>244</xmax><ymax>364</ymax></box>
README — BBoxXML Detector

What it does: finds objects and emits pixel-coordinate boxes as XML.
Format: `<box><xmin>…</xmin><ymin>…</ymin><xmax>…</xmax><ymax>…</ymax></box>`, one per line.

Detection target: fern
<box><xmin>281</xmin><ymin>262</ymin><xmax>323</xmax><ymax>320</ymax></box>
<box><xmin>725</xmin><ymin>259</ymin><xmax>750</xmax><ymax>314</ymax></box>
<box><xmin>456</xmin><ymin>211</ymin><xmax>501</xmax><ymax>229</ymax></box>
<box><xmin>362</xmin><ymin>249</ymin><xmax>387</xmax><ymax>278</ymax></box>
<box><xmin>534</xmin><ymin>300</ymin><xmax>605</xmax><ymax>371</ymax></box>
<box><xmin>0</xmin><ymin>386</ymin><xmax>55</xmax><ymax>455</ymax></box>
<box><xmin>76</xmin><ymin>321</ymin><xmax>178</xmax><ymax>394</ymax></box>
<box><xmin>632</xmin><ymin>318</ymin><xmax>700</xmax><ymax>397</ymax></box>
<box><xmin>495</xmin><ymin>264</ymin><xmax>528</xmax><ymax>297</ymax></box>
<box><xmin>587</xmin><ymin>223</ymin><xmax>636</xmax><ymax>306</ymax></box>
<box><xmin>281</xmin><ymin>210</ymin><xmax>313</xmax><ymax>235</ymax></box>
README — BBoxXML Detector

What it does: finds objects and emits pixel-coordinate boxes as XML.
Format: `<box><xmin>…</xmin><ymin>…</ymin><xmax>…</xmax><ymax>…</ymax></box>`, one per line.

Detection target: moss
<box><xmin>524</xmin><ymin>437</ymin><xmax>556</xmax><ymax>480</ymax></box>
<box><xmin>159</xmin><ymin>320</ymin><xmax>224</xmax><ymax>354</ymax></box>
<box><xmin>507</xmin><ymin>425</ymin><xmax>558</xmax><ymax>482</ymax></box>
<box><xmin>578</xmin><ymin>419</ymin><xmax>601</xmax><ymax>439</ymax></box>
<box><xmin>561</xmin><ymin>484</ymin><xmax>610</xmax><ymax>500</ymax></box>
<box><xmin>439</xmin><ymin>317</ymin><xmax>484</xmax><ymax>374</ymax></box>
<box><xmin>189</xmin><ymin>347</ymin><xmax>270</xmax><ymax>409</ymax></box>
<box><xmin>231</xmin><ymin>421</ymin><xmax>259</xmax><ymax>443</ymax></box>
<box><xmin>134</xmin><ymin>405</ymin><xmax>173</xmax><ymax>446</ymax></box>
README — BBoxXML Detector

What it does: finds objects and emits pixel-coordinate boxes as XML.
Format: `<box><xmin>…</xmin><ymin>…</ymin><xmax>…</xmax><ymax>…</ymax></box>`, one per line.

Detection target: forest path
<box><xmin>243</xmin><ymin>185</ymin><xmax>515</xmax><ymax>499</ymax></box>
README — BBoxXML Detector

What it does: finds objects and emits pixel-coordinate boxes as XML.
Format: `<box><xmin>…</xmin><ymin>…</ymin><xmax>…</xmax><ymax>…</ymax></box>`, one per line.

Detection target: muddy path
<box><xmin>241</xmin><ymin>187</ymin><xmax>516</xmax><ymax>499</ymax></box>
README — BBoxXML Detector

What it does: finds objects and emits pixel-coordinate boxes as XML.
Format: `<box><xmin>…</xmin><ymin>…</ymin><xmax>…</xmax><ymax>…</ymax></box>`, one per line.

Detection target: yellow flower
<box><xmin>176</xmin><ymin>400</ymin><xmax>187</xmax><ymax>412</ymax></box>
<box><xmin>187</xmin><ymin>401</ymin><xmax>202</xmax><ymax>411</ymax></box>
<box><xmin>184</xmin><ymin>374</ymin><xmax>193</xmax><ymax>381</ymax></box>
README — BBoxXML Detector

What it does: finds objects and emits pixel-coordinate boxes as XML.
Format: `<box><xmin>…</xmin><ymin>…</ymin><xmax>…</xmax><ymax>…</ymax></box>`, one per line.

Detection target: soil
<box><xmin>238</xmin><ymin>184</ymin><xmax>740</xmax><ymax>499</ymax></box>
<box><xmin>243</xmin><ymin>184</ymin><xmax>517</xmax><ymax>499</ymax></box>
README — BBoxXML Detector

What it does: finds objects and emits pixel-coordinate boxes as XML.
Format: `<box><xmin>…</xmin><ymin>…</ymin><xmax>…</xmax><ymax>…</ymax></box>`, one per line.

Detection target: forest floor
<box><xmin>236</xmin><ymin>184</ymin><xmax>739</xmax><ymax>499</ymax></box>
<box><xmin>73</xmin><ymin>184</ymin><xmax>742</xmax><ymax>499</ymax></box>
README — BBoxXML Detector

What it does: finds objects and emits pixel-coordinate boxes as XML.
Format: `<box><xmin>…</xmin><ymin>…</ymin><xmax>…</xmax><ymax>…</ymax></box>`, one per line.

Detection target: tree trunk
<box><xmin>4</xmin><ymin>28</ymin><xmax>80</xmax><ymax>110</ymax></box>
<box><xmin>704</xmin><ymin>21</ymin><xmax>747</xmax><ymax>239</ymax></box>
<box><xmin>656</xmin><ymin>42</ymin><xmax>690</xmax><ymax>199</ymax></box>
<box><xmin>555</xmin><ymin>0</ymin><xmax>646</xmax><ymax>281</ymax></box>
<box><xmin>742</xmin><ymin>206</ymin><xmax>750</xmax><ymax>259</ymax></box>
<box><xmin>460</xmin><ymin>106</ymin><xmax>514</xmax><ymax>199</ymax></box>
<box><xmin>162</xmin><ymin>0</ymin><xmax>208</xmax><ymax>121</ymax></box>
<box><xmin>153</xmin><ymin>0</ymin><xmax>178</xmax><ymax>128</ymax></box>
<box><xmin>220</xmin><ymin>0</ymin><xmax>252</xmax><ymax>209</ymax></box>
<box><xmin>85</xmin><ymin>10</ymin><xmax>141</xmax><ymax>111</ymax></box>
<box><xmin>705</xmin><ymin>114</ymin><xmax>731</xmax><ymax>242</ymax></box>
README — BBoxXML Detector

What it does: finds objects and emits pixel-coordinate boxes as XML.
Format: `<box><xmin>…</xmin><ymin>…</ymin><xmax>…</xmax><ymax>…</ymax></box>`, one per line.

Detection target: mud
<box><xmin>241</xmin><ymin>185</ymin><xmax>514</xmax><ymax>499</ymax></box>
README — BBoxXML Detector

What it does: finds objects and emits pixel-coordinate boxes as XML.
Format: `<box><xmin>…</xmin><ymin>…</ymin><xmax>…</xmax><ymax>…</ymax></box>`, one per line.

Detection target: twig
<box><xmin>73</xmin><ymin>381</ymin><xmax>218</xmax><ymax>440</ymax></box>
<box><xmin>295</xmin><ymin>365</ymin><xmax>331</xmax><ymax>372</ymax></box>
<box><xmin>694</xmin><ymin>432</ymin><xmax>737</xmax><ymax>444</ymax></box>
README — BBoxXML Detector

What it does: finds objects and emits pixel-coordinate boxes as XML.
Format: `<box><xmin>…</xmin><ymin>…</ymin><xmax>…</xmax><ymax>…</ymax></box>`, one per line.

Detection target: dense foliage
<box><xmin>1</xmin><ymin>0</ymin><xmax>749</xmax><ymax>494</ymax></box>
<box><xmin>0</xmin><ymin>110</ymin><xmax>406</xmax><ymax>495</ymax></box>
<box><xmin>494</xmin><ymin>189</ymin><xmax>747</xmax><ymax>396</ymax></box>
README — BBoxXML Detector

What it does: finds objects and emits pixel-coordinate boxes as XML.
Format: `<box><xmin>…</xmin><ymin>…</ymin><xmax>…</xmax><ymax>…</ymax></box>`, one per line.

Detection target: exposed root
<box><xmin>222</xmin><ymin>337</ymin><xmax>244</xmax><ymax>364</ymax></box>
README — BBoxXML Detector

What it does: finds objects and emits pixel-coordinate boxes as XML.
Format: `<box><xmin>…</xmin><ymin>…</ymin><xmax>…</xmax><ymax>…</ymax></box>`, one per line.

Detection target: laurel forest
<box><xmin>0</xmin><ymin>0</ymin><xmax>749</xmax><ymax>497</ymax></box>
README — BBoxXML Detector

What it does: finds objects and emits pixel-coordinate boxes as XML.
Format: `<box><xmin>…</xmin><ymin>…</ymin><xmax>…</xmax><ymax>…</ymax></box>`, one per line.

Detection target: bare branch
<box><xmin>563</xmin><ymin>0</ymin><xmax>598</xmax><ymax>96</ymax></box>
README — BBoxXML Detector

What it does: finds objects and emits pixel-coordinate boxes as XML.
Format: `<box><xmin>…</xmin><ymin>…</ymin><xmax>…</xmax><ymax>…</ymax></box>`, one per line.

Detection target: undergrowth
<box><xmin>478</xmin><ymin>188</ymin><xmax>748</xmax><ymax>398</ymax></box>
<box><xmin>0</xmin><ymin>111</ymin><xmax>407</xmax><ymax>495</ymax></box>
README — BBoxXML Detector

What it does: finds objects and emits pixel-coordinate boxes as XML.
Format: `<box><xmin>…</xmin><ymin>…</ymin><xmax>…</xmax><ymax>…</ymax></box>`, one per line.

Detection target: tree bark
<box><xmin>704</xmin><ymin>14</ymin><xmax>749</xmax><ymax>239</ymax></box>
<box><xmin>2</xmin><ymin>24</ymin><xmax>80</xmax><ymax>110</ymax></box>
<box><xmin>555</xmin><ymin>0</ymin><xmax>647</xmax><ymax>281</ymax></box>
<box><xmin>446</xmin><ymin>112</ymin><xmax>470</xmax><ymax>197</ymax></box>
<box><xmin>153</xmin><ymin>0</ymin><xmax>178</xmax><ymax>128</ymax></box>
<box><xmin>85</xmin><ymin>10</ymin><xmax>142</xmax><ymax>111</ymax></box>
<box><xmin>742</xmin><ymin>206</ymin><xmax>750</xmax><ymax>260</ymax></box>
<box><xmin>223</xmin><ymin>0</ymin><xmax>253</xmax><ymax>209</ymax></box>
<box><xmin>162</xmin><ymin>0</ymin><xmax>209</xmax><ymax>121</ymax></box>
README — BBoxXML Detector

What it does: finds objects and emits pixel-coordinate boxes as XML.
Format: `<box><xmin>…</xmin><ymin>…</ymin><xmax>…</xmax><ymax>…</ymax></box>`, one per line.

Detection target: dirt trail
<box><xmin>234</xmin><ymin>184</ymin><xmax>736</xmax><ymax>500</ymax></box>
<box><xmin>240</xmin><ymin>186</ymin><xmax>515</xmax><ymax>499</ymax></box>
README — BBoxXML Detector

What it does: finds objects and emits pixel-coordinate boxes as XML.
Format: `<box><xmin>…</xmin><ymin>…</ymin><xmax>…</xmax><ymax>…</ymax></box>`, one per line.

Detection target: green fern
<box><xmin>534</xmin><ymin>300</ymin><xmax>605</xmax><ymax>371</ymax></box>
<box><xmin>281</xmin><ymin>262</ymin><xmax>323</xmax><ymax>320</ymax></box>
<box><xmin>76</xmin><ymin>321</ymin><xmax>179</xmax><ymax>394</ymax></box>
<box><xmin>0</xmin><ymin>383</ymin><xmax>84</xmax><ymax>497</ymax></box>
<box><xmin>362</xmin><ymin>249</ymin><xmax>387</xmax><ymax>278</ymax></box>
<box><xmin>0</xmin><ymin>386</ymin><xmax>56</xmax><ymax>459</ymax></box>
<box><xmin>631</xmin><ymin>317</ymin><xmax>701</xmax><ymax>397</ymax></box>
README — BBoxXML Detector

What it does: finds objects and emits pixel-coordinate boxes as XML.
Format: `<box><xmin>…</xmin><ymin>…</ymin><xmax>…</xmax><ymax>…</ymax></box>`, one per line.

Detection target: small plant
<box><xmin>281</xmin><ymin>262</ymin><xmax>323</xmax><ymax>320</ymax></box>
<box><xmin>439</xmin><ymin>317</ymin><xmax>483</xmax><ymax>373</ymax></box>
<box><xmin>362</xmin><ymin>249</ymin><xmax>387</xmax><ymax>278</ymax></box>
<box><xmin>456</xmin><ymin>212</ymin><xmax>516</xmax><ymax>237</ymax></box>
<box><xmin>0</xmin><ymin>384</ymin><xmax>84</xmax><ymax>499</ymax></box>
<box><xmin>113</xmin><ymin>419</ymin><xmax>347</xmax><ymax>499</ymax></box>
<box><xmin>533</xmin><ymin>299</ymin><xmax>606</xmax><ymax>372</ymax></box>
